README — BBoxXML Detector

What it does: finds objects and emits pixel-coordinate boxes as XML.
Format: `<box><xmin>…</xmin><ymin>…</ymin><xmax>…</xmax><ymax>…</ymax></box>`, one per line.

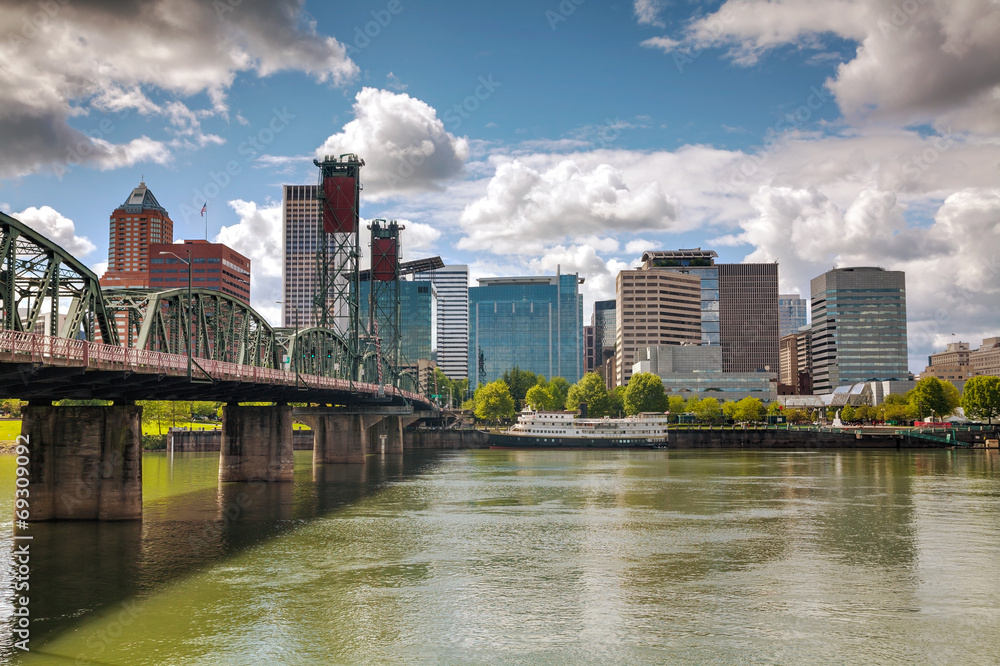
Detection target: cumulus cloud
<box><xmin>457</xmin><ymin>158</ymin><xmax>679</xmax><ymax>255</ymax></box>
<box><xmin>215</xmin><ymin>199</ymin><xmax>282</xmax><ymax>323</ymax></box>
<box><xmin>12</xmin><ymin>206</ymin><xmax>97</xmax><ymax>257</ymax></box>
<box><xmin>316</xmin><ymin>88</ymin><xmax>469</xmax><ymax>198</ymax></box>
<box><xmin>713</xmin><ymin>185</ymin><xmax>1000</xmax><ymax>369</ymax></box>
<box><xmin>640</xmin><ymin>0</ymin><xmax>1000</xmax><ymax>133</ymax></box>
<box><xmin>0</xmin><ymin>0</ymin><xmax>357</xmax><ymax>178</ymax></box>
<box><xmin>633</xmin><ymin>0</ymin><xmax>667</xmax><ymax>27</ymax></box>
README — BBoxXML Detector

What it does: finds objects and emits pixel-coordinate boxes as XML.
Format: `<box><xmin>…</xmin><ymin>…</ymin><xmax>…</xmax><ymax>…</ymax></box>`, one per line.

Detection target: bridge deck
<box><xmin>0</xmin><ymin>331</ymin><xmax>430</xmax><ymax>407</ymax></box>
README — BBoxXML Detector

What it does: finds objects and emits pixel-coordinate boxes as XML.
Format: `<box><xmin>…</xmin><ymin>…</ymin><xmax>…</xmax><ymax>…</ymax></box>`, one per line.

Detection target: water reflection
<box><xmin>2</xmin><ymin>449</ymin><xmax>1000</xmax><ymax>664</ymax></box>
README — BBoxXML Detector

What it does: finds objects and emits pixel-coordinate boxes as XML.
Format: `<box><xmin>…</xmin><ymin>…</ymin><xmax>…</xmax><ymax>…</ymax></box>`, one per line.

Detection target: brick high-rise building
<box><xmin>100</xmin><ymin>181</ymin><xmax>174</xmax><ymax>289</ymax></box>
<box><xmin>149</xmin><ymin>240</ymin><xmax>251</xmax><ymax>304</ymax></box>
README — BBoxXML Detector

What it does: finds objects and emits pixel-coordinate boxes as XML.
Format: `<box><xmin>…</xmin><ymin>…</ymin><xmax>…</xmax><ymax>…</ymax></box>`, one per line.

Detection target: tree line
<box><xmin>461</xmin><ymin>370</ymin><xmax>1000</xmax><ymax>427</ymax></box>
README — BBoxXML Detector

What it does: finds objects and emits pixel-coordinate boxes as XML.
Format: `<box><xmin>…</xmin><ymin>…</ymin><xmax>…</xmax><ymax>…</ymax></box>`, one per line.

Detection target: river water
<box><xmin>1</xmin><ymin>448</ymin><xmax>1000</xmax><ymax>664</ymax></box>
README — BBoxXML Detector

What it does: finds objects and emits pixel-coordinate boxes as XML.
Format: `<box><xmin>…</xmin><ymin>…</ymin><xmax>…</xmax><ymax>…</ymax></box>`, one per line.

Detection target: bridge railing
<box><xmin>0</xmin><ymin>330</ymin><xmax>427</xmax><ymax>404</ymax></box>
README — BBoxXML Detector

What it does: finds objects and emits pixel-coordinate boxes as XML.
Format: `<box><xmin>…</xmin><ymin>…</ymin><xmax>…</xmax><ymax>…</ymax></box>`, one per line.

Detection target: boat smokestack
<box><xmin>578</xmin><ymin>402</ymin><xmax>587</xmax><ymax>418</ymax></box>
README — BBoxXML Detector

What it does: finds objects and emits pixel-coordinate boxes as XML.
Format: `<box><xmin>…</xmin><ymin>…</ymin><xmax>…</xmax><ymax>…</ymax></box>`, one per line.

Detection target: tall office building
<box><xmin>468</xmin><ymin>273</ymin><xmax>584</xmax><ymax>387</ymax></box>
<box><xmin>584</xmin><ymin>299</ymin><xmax>616</xmax><ymax>374</ymax></box>
<box><xmin>100</xmin><ymin>181</ymin><xmax>174</xmax><ymax>289</ymax></box>
<box><xmin>358</xmin><ymin>278</ymin><xmax>437</xmax><ymax>366</ymax></box>
<box><xmin>413</xmin><ymin>264</ymin><xmax>469</xmax><ymax>381</ymax></box>
<box><xmin>149</xmin><ymin>240</ymin><xmax>251</xmax><ymax>304</ymax></box>
<box><xmin>615</xmin><ymin>268</ymin><xmax>702</xmax><ymax>386</ymax></box>
<box><xmin>281</xmin><ymin>185</ymin><xmax>342</xmax><ymax>328</ymax></box>
<box><xmin>624</xmin><ymin>250</ymin><xmax>779</xmax><ymax>380</ymax></box>
<box><xmin>719</xmin><ymin>263</ymin><xmax>780</xmax><ymax>373</ymax></box>
<box><xmin>778</xmin><ymin>293</ymin><xmax>808</xmax><ymax>337</ymax></box>
<box><xmin>810</xmin><ymin>267</ymin><xmax>908</xmax><ymax>394</ymax></box>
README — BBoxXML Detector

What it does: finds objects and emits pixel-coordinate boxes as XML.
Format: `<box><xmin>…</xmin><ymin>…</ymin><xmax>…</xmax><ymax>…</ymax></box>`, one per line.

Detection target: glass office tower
<box><xmin>810</xmin><ymin>267</ymin><xmax>908</xmax><ymax>393</ymax></box>
<box><xmin>358</xmin><ymin>279</ymin><xmax>437</xmax><ymax>365</ymax></box>
<box><xmin>468</xmin><ymin>273</ymin><xmax>584</xmax><ymax>388</ymax></box>
<box><xmin>778</xmin><ymin>293</ymin><xmax>808</xmax><ymax>337</ymax></box>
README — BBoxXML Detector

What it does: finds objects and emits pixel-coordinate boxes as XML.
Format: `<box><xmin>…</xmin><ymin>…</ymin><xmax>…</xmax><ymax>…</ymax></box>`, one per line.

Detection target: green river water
<box><xmin>1</xmin><ymin>448</ymin><xmax>1000</xmax><ymax>664</ymax></box>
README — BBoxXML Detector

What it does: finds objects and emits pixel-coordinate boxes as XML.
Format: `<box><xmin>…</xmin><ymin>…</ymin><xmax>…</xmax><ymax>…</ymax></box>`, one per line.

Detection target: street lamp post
<box><xmin>159</xmin><ymin>250</ymin><xmax>193</xmax><ymax>381</ymax></box>
<box><xmin>276</xmin><ymin>300</ymin><xmax>300</xmax><ymax>373</ymax></box>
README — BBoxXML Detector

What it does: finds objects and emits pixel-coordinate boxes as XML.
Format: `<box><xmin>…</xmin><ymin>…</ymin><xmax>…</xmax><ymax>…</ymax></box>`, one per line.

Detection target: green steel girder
<box><xmin>0</xmin><ymin>211</ymin><xmax>118</xmax><ymax>345</ymax></box>
<box><xmin>116</xmin><ymin>288</ymin><xmax>278</xmax><ymax>368</ymax></box>
<box><xmin>280</xmin><ymin>326</ymin><xmax>353</xmax><ymax>380</ymax></box>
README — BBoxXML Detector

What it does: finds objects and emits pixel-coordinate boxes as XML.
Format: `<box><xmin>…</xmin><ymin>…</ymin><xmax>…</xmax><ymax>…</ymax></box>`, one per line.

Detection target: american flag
<box><xmin>200</xmin><ymin>203</ymin><xmax>207</xmax><ymax>216</ymax></box>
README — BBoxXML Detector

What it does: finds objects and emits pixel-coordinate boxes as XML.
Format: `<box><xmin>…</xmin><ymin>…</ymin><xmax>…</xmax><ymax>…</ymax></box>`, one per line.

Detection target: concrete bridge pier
<box><xmin>219</xmin><ymin>403</ymin><xmax>294</xmax><ymax>482</ymax></box>
<box><xmin>20</xmin><ymin>403</ymin><xmax>143</xmax><ymax>521</ymax></box>
<box><xmin>306</xmin><ymin>414</ymin><xmax>387</xmax><ymax>464</ymax></box>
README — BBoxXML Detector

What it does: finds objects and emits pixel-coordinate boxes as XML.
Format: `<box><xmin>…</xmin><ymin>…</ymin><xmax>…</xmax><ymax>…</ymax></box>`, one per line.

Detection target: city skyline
<box><xmin>1</xmin><ymin>0</ymin><xmax>998</xmax><ymax>376</ymax></box>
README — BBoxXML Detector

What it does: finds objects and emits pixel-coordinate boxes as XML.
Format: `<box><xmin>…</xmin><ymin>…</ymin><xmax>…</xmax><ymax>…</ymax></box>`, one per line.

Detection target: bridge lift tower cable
<box><xmin>314</xmin><ymin>154</ymin><xmax>364</xmax><ymax>382</ymax></box>
<box><xmin>366</xmin><ymin>219</ymin><xmax>403</xmax><ymax>391</ymax></box>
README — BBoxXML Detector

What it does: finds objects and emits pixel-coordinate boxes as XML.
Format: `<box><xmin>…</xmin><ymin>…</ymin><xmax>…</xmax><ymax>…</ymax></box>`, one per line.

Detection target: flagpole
<box><xmin>205</xmin><ymin>205</ymin><xmax>208</xmax><ymax>240</ymax></box>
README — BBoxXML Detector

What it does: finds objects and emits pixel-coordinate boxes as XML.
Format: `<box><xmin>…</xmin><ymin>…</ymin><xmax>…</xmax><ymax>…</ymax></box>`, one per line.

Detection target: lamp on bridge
<box><xmin>276</xmin><ymin>300</ymin><xmax>300</xmax><ymax>374</ymax></box>
<box><xmin>159</xmin><ymin>249</ymin><xmax>193</xmax><ymax>382</ymax></box>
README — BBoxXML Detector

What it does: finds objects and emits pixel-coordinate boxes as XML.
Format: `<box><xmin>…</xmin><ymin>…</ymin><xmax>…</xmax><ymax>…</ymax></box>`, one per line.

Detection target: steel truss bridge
<box><xmin>0</xmin><ymin>211</ymin><xmax>432</xmax><ymax>408</ymax></box>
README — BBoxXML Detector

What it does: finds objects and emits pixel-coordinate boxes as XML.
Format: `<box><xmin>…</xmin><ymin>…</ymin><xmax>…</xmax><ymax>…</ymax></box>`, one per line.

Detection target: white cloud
<box><xmin>215</xmin><ymin>199</ymin><xmax>282</xmax><ymax>323</ymax></box>
<box><xmin>457</xmin><ymin>158</ymin><xmax>679</xmax><ymax>255</ymax></box>
<box><xmin>13</xmin><ymin>205</ymin><xmax>96</xmax><ymax>257</ymax></box>
<box><xmin>316</xmin><ymin>88</ymin><xmax>469</xmax><ymax>198</ymax></box>
<box><xmin>641</xmin><ymin>0</ymin><xmax>1000</xmax><ymax>134</ymax></box>
<box><xmin>633</xmin><ymin>0</ymin><xmax>667</xmax><ymax>27</ymax></box>
<box><xmin>0</xmin><ymin>0</ymin><xmax>357</xmax><ymax>178</ymax></box>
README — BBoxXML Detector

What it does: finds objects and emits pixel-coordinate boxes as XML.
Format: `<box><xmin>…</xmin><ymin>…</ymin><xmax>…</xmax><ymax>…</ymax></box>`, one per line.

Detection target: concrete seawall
<box><xmin>169</xmin><ymin>429</ymin><xmax>314</xmax><ymax>452</ymax></box>
<box><xmin>405</xmin><ymin>429</ymin><xmax>491</xmax><ymax>450</ymax></box>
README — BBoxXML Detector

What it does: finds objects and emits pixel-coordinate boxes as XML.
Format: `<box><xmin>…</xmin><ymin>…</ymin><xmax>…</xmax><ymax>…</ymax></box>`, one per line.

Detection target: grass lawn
<box><xmin>143</xmin><ymin>421</ymin><xmax>311</xmax><ymax>436</ymax></box>
<box><xmin>0</xmin><ymin>419</ymin><xmax>22</xmax><ymax>441</ymax></box>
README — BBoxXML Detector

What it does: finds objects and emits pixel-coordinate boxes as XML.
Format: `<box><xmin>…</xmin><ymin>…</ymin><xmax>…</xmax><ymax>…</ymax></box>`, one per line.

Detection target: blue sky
<box><xmin>2</xmin><ymin>0</ymin><xmax>999</xmax><ymax>373</ymax></box>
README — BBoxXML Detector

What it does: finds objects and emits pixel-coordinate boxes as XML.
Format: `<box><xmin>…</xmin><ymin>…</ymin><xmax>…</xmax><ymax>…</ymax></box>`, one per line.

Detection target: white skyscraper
<box><xmin>281</xmin><ymin>185</ymin><xmax>342</xmax><ymax>329</ymax></box>
<box><xmin>414</xmin><ymin>265</ymin><xmax>469</xmax><ymax>380</ymax></box>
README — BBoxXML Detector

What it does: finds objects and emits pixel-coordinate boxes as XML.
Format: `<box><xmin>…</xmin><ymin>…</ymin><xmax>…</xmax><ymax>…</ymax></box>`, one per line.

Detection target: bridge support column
<box><xmin>220</xmin><ymin>404</ymin><xmax>294</xmax><ymax>482</ymax></box>
<box><xmin>21</xmin><ymin>405</ymin><xmax>143</xmax><ymax>521</ymax></box>
<box><xmin>371</xmin><ymin>416</ymin><xmax>406</xmax><ymax>455</ymax></box>
<box><xmin>309</xmin><ymin>414</ymin><xmax>386</xmax><ymax>464</ymax></box>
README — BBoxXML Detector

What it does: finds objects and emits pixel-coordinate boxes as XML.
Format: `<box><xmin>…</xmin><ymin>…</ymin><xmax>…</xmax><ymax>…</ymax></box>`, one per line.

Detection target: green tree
<box><xmin>608</xmin><ymin>385</ymin><xmax>626</xmax><ymax>417</ymax></box>
<box><xmin>883</xmin><ymin>402</ymin><xmax>918</xmax><ymax>424</ymax></box>
<box><xmin>722</xmin><ymin>400</ymin><xmax>739</xmax><ymax>422</ymax></box>
<box><xmin>525</xmin><ymin>384</ymin><xmax>559</xmax><ymax>411</ymax></box>
<box><xmin>546</xmin><ymin>377</ymin><xmax>571</xmax><ymax>409</ymax></box>
<box><xmin>565</xmin><ymin>372</ymin><xmax>611</xmax><ymax>416</ymax></box>
<box><xmin>884</xmin><ymin>394</ymin><xmax>909</xmax><ymax>406</ymax></box>
<box><xmin>474</xmin><ymin>380</ymin><xmax>516</xmax><ymax>425</ymax></box>
<box><xmin>841</xmin><ymin>405</ymin><xmax>856</xmax><ymax>423</ymax></box>
<box><xmin>1</xmin><ymin>399</ymin><xmax>25</xmax><ymax>418</ymax></box>
<box><xmin>733</xmin><ymin>396</ymin><xmax>766</xmax><ymax>423</ymax></box>
<box><xmin>693</xmin><ymin>397</ymin><xmax>722</xmax><ymax>423</ymax></box>
<box><xmin>907</xmin><ymin>377</ymin><xmax>956</xmax><ymax>421</ymax></box>
<box><xmin>501</xmin><ymin>367</ymin><xmax>539</xmax><ymax>405</ymax></box>
<box><xmin>784</xmin><ymin>408</ymin><xmax>809</xmax><ymax>424</ymax></box>
<box><xmin>856</xmin><ymin>405</ymin><xmax>877</xmax><ymax>423</ymax></box>
<box><xmin>623</xmin><ymin>373</ymin><xmax>667</xmax><ymax>415</ymax></box>
<box><xmin>667</xmin><ymin>395</ymin><xmax>687</xmax><ymax>423</ymax></box>
<box><xmin>961</xmin><ymin>375</ymin><xmax>1000</xmax><ymax>424</ymax></box>
<box><xmin>767</xmin><ymin>401</ymin><xmax>783</xmax><ymax>416</ymax></box>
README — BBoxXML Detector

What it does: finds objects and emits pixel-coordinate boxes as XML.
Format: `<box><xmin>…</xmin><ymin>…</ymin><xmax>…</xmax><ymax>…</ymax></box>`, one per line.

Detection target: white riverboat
<box><xmin>489</xmin><ymin>408</ymin><xmax>670</xmax><ymax>449</ymax></box>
